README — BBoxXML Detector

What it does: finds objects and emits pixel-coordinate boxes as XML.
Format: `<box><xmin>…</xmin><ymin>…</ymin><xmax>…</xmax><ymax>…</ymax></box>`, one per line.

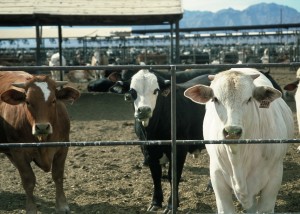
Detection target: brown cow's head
<box><xmin>1</xmin><ymin>75</ymin><xmax>80</xmax><ymax>141</ymax></box>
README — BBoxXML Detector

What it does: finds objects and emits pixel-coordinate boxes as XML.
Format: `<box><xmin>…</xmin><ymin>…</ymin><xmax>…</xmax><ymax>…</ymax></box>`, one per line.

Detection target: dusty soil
<box><xmin>0</xmin><ymin>67</ymin><xmax>300</xmax><ymax>214</ymax></box>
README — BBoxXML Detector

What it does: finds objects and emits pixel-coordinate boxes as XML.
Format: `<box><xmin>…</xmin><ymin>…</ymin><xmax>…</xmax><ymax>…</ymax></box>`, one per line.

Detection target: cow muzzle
<box><xmin>223</xmin><ymin>126</ymin><xmax>242</xmax><ymax>139</ymax></box>
<box><xmin>135</xmin><ymin>106</ymin><xmax>152</xmax><ymax>127</ymax></box>
<box><xmin>33</xmin><ymin>122</ymin><xmax>53</xmax><ymax>141</ymax></box>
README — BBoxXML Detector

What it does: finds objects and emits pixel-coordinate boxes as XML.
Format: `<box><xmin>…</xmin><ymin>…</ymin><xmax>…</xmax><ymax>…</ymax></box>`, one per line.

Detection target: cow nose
<box><xmin>34</xmin><ymin>123</ymin><xmax>53</xmax><ymax>135</ymax></box>
<box><xmin>136</xmin><ymin>106</ymin><xmax>152</xmax><ymax>119</ymax></box>
<box><xmin>223</xmin><ymin>126</ymin><xmax>242</xmax><ymax>139</ymax></box>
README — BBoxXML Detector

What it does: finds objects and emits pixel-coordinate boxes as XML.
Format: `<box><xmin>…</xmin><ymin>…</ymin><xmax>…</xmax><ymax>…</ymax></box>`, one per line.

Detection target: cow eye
<box><xmin>52</xmin><ymin>99</ymin><xmax>56</xmax><ymax>104</ymax></box>
<box><xmin>154</xmin><ymin>88</ymin><xmax>160</xmax><ymax>95</ymax></box>
<box><xmin>125</xmin><ymin>88</ymin><xmax>137</xmax><ymax>101</ymax></box>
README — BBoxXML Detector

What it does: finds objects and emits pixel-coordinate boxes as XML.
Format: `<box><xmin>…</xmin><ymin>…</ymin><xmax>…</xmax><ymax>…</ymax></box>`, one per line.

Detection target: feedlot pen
<box><xmin>0</xmin><ymin>65</ymin><xmax>299</xmax><ymax>213</ymax></box>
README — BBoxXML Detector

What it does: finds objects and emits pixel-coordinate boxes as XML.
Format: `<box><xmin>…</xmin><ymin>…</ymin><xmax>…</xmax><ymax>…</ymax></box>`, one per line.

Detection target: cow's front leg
<box><xmin>210</xmin><ymin>167</ymin><xmax>235</xmax><ymax>213</ymax></box>
<box><xmin>12</xmin><ymin>152</ymin><xmax>37</xmax><ymax>214</ymax></box>
<box><xmin>165</xmin><ymin>149</ymin><xmax>187</xmax><ymax>213</ymax></box>
<box><xmin>147</xmin><ymin>155</ymin><xmax>163</xmax><ymax>211</ymax></box>
<box><xmin>257</xmin><ymin>164</ymin><xmax>283</xmax><ymax>213</ymax></box>
<box><xmin>52</xmin><ymin>148</ymin><xmax>70</xmax><ymax>213</ymax></box>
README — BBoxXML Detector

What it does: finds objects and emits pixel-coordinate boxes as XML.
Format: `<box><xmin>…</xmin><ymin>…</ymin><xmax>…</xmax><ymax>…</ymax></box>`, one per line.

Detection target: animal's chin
<box><xmin>137</xmin><ymin>118</ymin><xmax>149</xmax><ymax>127</ymax></box>
<box><xmin>35</xmin><ymin>134</ymin><xmax>48</xmax><ymax>142</ymax></box>
<box><xmin>141</xmin><ymin>120</ymin><xmax>149</xmax><ymax>127</ymax></box>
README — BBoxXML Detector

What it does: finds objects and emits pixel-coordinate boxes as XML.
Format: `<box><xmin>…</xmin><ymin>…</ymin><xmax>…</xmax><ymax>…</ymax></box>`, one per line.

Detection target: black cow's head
<box><xmin>110</xmin><ymin>69</ymin><xmax>170</xmax><ymax>127</ymax></box>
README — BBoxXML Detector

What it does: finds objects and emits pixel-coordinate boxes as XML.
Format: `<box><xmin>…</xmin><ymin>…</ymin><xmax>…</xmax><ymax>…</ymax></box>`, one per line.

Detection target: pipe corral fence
<box><xmin>0</xmin><ymin>63</ymin><xmax>300</xmax><ymax>214</ymax></box>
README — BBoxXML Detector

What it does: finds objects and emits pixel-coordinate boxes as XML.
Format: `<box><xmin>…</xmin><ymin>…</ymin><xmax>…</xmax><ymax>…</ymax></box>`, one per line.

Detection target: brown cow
<box><xmin>0</xmin><ymin>71</ymin><xmax>80</xmax><ymax>214</ymax></box>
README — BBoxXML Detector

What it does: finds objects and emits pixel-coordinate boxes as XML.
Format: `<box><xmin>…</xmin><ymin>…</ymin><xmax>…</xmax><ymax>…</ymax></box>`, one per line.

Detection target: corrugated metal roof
<box><xmin>0</xmin><ymin>0</ymin><xmax>183</xmax><ymax>26</ymax></box>
<box><xmin>0</xmin><ymin>27</ymin><xmax>132</xmax><ymax>39</ymax></box>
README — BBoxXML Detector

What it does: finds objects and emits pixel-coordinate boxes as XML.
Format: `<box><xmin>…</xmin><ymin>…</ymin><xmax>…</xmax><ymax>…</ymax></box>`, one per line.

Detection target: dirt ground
<box><xmin>0</xmin><ymin>67</ymin><xmax>300</xmax><ymax>214</ymax></box>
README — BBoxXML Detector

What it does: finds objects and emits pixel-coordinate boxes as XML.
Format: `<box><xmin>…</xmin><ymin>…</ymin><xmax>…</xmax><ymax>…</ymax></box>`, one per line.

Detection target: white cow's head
<box><xmin>184</xmin><ymin>70</ymin><xmax>282</xmax><ymax>139</ymax></box>
<box><xmin>125</xmin><ymin>69</ymin><xmax>170</xmax><ymax>127</ymax></box>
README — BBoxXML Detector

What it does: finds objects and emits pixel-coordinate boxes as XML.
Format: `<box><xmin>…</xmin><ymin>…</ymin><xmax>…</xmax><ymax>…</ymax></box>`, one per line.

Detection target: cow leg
<box><xmin>257</xmin><ymin>164</ymin><xmax>283</xmax><ymax>213</ymax></box>
<box><xmin>140</xmin><ymin>145</ymin><xmax>149</xmax><ymax>166</ymax></box>
<box><xmin>52</xmin><ymin>148</ymin><xmax>70</xmax><ymax>213</ymax></box>
<box><xmin>11</xmin><ymin>153</ymin><xmax>37</xmax><ymax>214</ymax></box>
<box><xmin>147</xmin><ymin>152</ymin><xmax>163</xmax><ymax>211</ymax></box>
<box><xmin>210</xmin><ymin>168</ymin><xmax>235</xmax><ymax>213</ymax></box>
<box><xmin>164</xmin><ymin>149</ymin><xmax>187</xmax><ymax>212</ymax></box>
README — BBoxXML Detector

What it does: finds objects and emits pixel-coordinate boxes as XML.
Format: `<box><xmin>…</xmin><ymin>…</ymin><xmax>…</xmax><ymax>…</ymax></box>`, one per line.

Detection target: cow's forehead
<box><xmin>130</xmin><ymin>70</ymin><xmax>159</xmax><ymax>91</ymax></box>
<box><xmin>212</xmin><ymin>71</ymin><xmax>254</xmax><ymax>97</ymax></box>
<box><xmin>33</xmin><ymin>81</ymin><xmax>51</xmax><ymax>101</ymax></box>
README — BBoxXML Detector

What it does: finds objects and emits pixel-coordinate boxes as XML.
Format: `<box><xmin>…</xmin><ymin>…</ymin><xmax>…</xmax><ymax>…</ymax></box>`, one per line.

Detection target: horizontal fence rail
<box><xmin>0</xmin><ymin>62</ymin><xmax>300</xmax><ymax>72</ymax></box>
<box><xmin>0</xmin><ymin>139</ymin><xmax>300</xmax><ymax>148</ymax></box>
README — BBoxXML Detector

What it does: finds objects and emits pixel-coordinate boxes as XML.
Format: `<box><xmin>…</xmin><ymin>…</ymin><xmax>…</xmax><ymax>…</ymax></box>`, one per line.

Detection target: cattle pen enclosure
<box><xmin>0</xmin><ymin>66</ymin><xmax>300</xmax><ymax>213</ymax></box>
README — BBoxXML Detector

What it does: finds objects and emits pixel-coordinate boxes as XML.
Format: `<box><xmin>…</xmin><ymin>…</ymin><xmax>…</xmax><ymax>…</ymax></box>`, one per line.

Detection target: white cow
<box><xmin>284</xmin><ymin>67</ymin><xmax>300</xmax><ymax>152</ymax></box>
<box><xmin>49</xmin><ymin>52</ymin><xmax>66</xmax><ymax>81</ymax></box>
<box><xmin>184</xmin><ymin>68</ymin><xmax>294</xmax><ymax>213</ymax></box>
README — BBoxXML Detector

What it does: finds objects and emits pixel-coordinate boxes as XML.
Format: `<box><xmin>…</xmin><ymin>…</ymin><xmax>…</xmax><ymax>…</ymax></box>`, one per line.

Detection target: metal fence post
<box><xmin>170</xmin><ymin>65</ymin><xmax>177</xmax><ymax>213</ymax></box>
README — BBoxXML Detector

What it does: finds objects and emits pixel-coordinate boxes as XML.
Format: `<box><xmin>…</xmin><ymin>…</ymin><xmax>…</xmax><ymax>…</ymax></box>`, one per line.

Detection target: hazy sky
<box><xmin>182</xmin><ymin>0</ymin><xmax>300</xmax><ymax>12</ymax></box>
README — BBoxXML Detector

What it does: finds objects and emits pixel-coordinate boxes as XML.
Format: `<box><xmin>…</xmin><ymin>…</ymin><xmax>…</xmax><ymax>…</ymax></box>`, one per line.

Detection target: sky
<box><xmin>182</xmin><ymin>0</ymin><xmax>300</xmax><ymax>12</ymax></box>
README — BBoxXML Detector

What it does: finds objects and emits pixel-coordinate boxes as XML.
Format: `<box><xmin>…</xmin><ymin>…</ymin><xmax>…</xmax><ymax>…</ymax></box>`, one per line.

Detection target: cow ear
<box><xmin>283</xmin><ymin>80</ymin><xmax>299</xmax><ymax>91</ymax></box>
<box><xmin>107</xmin><ymin>72</ymin><xmax>121</xmax><ymax>82</ymax></box>
<box><xmin>109</xmin><ymin>81</ymin><xmax>130</xmax><ymax>94</ymax></box>
<box><xmin>56</xmin><ymin>87</ymin><xmax>80</xmax><ymax>104</ymax></box>
<box><xmin>1</xmin><ymin>89</ymin><xmax>26</xmax><ymax>105</ymax></box>
<box><xmin>253</xmin><ymin>86</ymin><xmax>282</xmax><ymax>108</ymax></box>
<box><xmin>184</xmin><ymin>84</ymin><xmax>214</xmax><ymax>104</ymax></box>
<box><xmin>159</xmin><ymin>80</ymin><xmax>171</xmax><ymax>97</ymax></box>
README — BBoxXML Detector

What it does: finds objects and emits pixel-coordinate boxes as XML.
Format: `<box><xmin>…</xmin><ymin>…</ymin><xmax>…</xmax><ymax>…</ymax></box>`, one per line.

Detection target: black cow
<box><xmin>88</xmin><ymin>68</ymin><xmax>222</xmax><ymax>93</ymax></box>
<box><xmin>87</xmin><ymin>72</ymin><xmax>121</xmax><ymax>92</ymax></box>
<box><xmin>110</xmin><ymin>69</ymin><xmax>212</xmax><ymax>213</ymax></box>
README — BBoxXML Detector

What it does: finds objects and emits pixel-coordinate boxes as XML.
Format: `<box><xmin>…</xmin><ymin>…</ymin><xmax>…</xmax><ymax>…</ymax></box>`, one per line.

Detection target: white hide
<box><xmin>186</xmin><ymin>68</ymin><xmax>294</xmax><ymax>213</ymax></box>
<box><xmin>130</xmin><ymin>69</ymin><xmax>159</xmax><ymax>127</ymax></box>
<box><xmin>285</xmin><ymin>68</ymin><xmax>300</xmax><ymax>152</ymax></box>
<box><xmin>295</xmin><ymin>83</ymin><xmax>300</xmax><ymax>134</ymax></box>
<box><xmin>49</xmin><ymin>53</ymin><xmax>66</xmax><ymax>81</ymax></box>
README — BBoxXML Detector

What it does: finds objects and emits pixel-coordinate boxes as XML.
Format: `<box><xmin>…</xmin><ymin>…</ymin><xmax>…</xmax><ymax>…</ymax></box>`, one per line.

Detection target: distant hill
<box><xmin>133</xmin><ymin>3</ymin><xmax>300</xmax><ymax>30</ymax></box>
<box><xmin>181</xmin><ymin>3</ymin><xmax>300</xmax><ymax>28</ymax></box>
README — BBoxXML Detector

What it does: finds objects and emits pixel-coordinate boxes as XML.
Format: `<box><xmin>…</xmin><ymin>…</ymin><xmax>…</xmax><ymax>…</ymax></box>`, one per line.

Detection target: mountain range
<box><xmin>180</xmin><ymin>3</ymin><xmax>300</xmax><ymax>28</ymax></box>
<box><xmin>133</xmin><ymin>3</ymin><xmax>300</xmax><ymax>30</ymax></box>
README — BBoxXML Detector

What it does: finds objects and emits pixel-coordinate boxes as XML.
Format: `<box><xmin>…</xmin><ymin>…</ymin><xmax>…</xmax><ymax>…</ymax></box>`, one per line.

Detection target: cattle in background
<box><xmin>261</xmin><ymin>48</ymin><xmax>269</xmax><ymax>63</ymax></box>
<box><xmin>87</xmin><ymin>72</ymin><xmax>122</xmax><ymax>92</ymax></box>
<box><xmin>91</xmin><ymin>50</ymin><xmax>109</xmax><ymax>79</ymax></box>
<box><xmin>0</xmin><ymin>71</ymin><xmax>80</xmax><ymax>213</ymax></box>
<box><xmin>184</xmin><ymin>68</ymin><xmax>294</xmax><ymax>213</ymax></box>
<box><xmin>136</xmin><ymin>53</ymin><xmax>168</xmax><ymax>65</ymax></box>
<box><xmin>67</xmin><ymin>69</ymin><xmax>97</xmax><ymax>83</ymax></box>
<box><xmin>110</xmin><ymin>69</ymin><xmax>209</xmax><ymax>213</ymax></box>
<box><xmin>49</xmin><ymin>52</ymin><xmax>66</xmax><ymax>81</ymax></box>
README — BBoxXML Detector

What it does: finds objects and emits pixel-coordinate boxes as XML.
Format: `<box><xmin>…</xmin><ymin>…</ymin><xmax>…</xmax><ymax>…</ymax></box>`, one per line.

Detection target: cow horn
<box><xmin>55</xmin><ymin>81</ymin><xmax>68</xmax><ymax>87</ymax></box>
<box><xmin>12</xmin><ymin>82</ymin><xmax>26</xmax><ymax>88</ymax></box>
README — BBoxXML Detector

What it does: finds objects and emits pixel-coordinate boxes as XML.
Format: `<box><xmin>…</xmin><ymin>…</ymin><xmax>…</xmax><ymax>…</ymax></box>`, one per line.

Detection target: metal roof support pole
<box><xmin>35</xmin><ymin>23</ymin><xmax>41</xmax><ymax>67</ymax></box>
<box><xmin>175</xmin><ymin>21</ymin><xmax>180</xmax><ymax>64</ymax></box>
<box><xmin>58</xmin><ymin>25</ymin><xmax>63</xmax><ymax>81</ymax></box>
<box><xmin>170</xmin><ymin>65</ymin><xmax>177</xmax><ymax>214</ymax></box>
<box><xmin>170</xmin><ymin>23</ymin><xmax>174</xmax><ymax>63</ymax></box>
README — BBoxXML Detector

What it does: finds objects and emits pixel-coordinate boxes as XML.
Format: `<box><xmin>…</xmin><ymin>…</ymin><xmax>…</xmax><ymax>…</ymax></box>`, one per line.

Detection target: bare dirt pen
<box><xmin>0</xmin><ymin>67</ymin><xmax>300</xmax><ymax>214</ymax></box>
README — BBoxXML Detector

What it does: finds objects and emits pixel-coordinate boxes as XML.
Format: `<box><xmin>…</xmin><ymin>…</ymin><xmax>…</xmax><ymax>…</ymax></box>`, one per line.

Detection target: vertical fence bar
<box><xmin>171</xmin><ymin>65</ymin><xmax>177</xmax><ymax>213</ymax></box>
<box><xmin>58</xmin><ymin>25</ymin><xmax>63</xmax><ymax>81</ymax></box>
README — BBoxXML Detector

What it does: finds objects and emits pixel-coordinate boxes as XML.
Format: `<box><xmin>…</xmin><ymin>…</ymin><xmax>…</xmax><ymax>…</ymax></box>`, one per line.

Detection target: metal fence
<box><xmin>0</xmin><ymin>63</ymin><xmax>300</xmax><ymax>214</ymax></box>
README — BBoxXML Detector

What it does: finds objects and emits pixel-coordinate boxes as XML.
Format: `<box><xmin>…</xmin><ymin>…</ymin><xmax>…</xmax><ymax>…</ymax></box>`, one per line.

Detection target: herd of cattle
<box><xmin>0</xmin><ymin>63</ymin><xmax>300</xmax><ymax>213</ymax></box>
